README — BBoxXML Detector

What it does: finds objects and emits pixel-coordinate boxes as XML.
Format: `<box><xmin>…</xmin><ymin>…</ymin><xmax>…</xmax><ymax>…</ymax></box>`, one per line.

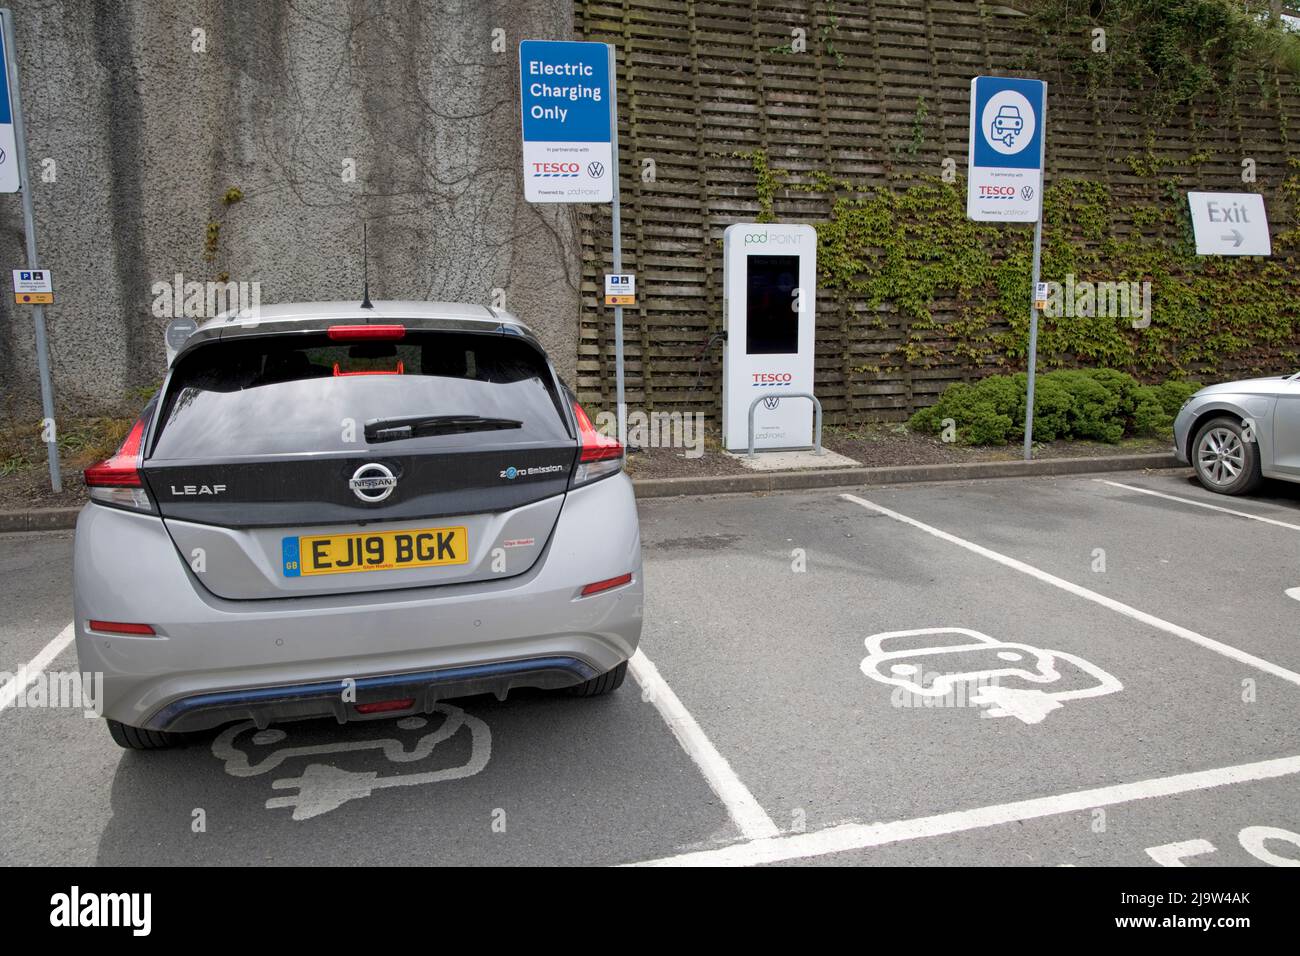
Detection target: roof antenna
<box><xmin>360</xmin><ymin>222</ymin><xmax>374</xmax><ymax>310</ymax></box>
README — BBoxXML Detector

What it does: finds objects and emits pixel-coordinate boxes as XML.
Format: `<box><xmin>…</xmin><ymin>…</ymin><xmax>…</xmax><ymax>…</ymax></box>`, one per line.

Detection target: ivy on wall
<box><xmin>783</xmin><ymin>158</ymin><xmax>1300</xmax><ymax>379</ymax></box>
<box><xmin>734</xmin><ymin>1</ymin><xmax>1300</xmax><ymax>384</ymax></box>
<box><xmin>1028</xmin><ymin>0</ymin><xmax>1300</xmax><ymax>125</ymax></box>
<box><xmin>738</xmin><ymin>149</ymin><xmax>786</xmax><ymax>223</ymax></box>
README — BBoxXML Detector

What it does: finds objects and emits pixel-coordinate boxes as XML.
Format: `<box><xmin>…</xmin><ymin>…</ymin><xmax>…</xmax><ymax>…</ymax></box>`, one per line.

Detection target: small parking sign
<box><xmin>12</xmin><ymin>267</ymin><xmax>52</xmax><ymax>304</ymax></box>
<box><xmin>604</xmin><ymin>272</ymin><xmax>635</xmax><ymax>305</ymax></box>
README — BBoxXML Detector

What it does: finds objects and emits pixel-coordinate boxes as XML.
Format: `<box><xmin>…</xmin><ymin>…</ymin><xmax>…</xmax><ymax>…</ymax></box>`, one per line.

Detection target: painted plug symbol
<box><xmin>268</xmin><ymin>763</ymin><xmax>379</xmax><ymax>821</ymax></box>
<box><xmin>211</xmin><ymin>704</ymin><xmax>491</xmax><ymax>820</ymax></box>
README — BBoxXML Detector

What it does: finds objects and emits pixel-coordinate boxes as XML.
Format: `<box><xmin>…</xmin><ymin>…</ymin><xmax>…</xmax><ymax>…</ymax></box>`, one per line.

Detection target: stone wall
<box><xmin>0</xmin><ymin>0</ymin><xmax>581</xmax><ymax>416</ymax></box>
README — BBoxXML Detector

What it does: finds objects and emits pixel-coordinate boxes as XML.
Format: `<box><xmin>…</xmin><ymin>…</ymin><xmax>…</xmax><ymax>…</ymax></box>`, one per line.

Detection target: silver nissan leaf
<box><xmin>73</xmin><ymin>301</ymin><xmax>642</xmax><ymax>749</ymax></box>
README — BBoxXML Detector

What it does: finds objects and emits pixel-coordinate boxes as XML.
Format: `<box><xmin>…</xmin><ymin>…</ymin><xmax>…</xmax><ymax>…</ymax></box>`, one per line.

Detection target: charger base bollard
<box><xmin>747</xmin><ymin>393</ymin><xmax>823</xmax><ymax>458</ymax></box>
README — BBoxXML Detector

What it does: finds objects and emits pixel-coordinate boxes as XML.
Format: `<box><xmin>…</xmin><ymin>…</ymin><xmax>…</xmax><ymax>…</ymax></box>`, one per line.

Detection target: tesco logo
<box><xmin>531</xmin><ymin>162</ymin><xmax>580</xmax><ymax>178</ymax></box>
<box><xmin>978</xmin><ymin>185</ymin><xmax>1015</xmax><ymax>198</ymax></box>
<box><xmin>751</xmin><ymin>372</ymin><xmax>793</xmax><ymax>387</ymax></box>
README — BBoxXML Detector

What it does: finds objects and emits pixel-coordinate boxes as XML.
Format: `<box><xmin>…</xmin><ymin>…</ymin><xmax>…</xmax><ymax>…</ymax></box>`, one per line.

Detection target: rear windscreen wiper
<box><xmin>364</xmin><ymin>414</ymin><xmax>523</xmax><ymax>443</ymax></box>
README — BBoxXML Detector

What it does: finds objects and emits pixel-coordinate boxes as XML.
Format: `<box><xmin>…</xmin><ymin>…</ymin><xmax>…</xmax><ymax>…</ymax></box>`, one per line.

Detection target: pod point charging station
<box><xmin>722</xmin><ymin>223</ymin><xmax>818</xmax><ymax>453</ymax></box>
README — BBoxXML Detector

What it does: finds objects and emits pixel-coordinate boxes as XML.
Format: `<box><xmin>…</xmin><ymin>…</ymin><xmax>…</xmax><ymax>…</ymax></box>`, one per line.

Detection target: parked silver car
<box><xmin>74</xmin><ymin>301</ymin><xmax>642</xmax><ymax>749</ymax></box>
<box><xmin>1173</xmin><ymin>371</ymin><xmax>1300</xmax><ymax>495</ymax></box>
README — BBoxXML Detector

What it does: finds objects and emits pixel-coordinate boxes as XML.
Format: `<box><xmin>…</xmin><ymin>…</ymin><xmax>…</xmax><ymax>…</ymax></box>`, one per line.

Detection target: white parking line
<box><xmin>839</xmin><ymin>493</ymin><xmax>1300</xmax><ymax>688</ymax></box>
<box><xmin>1096</xmin><ymin>479</ymin><xmax>1300</xmax><ymax>532</ymax></box>
<box><xmin>629</xmin><ymin>648</ymin><xmax>780</xmax><ymax>841</ymax></box>
<box><xmin>0</xmin><ymin>623</ymin><xmax>75</xmax><ymax>713</ymax></box>
<box><xmin>629</xmin><ymin>753</ymin><xmax>1300</xmax><ymax>866</ymax></box>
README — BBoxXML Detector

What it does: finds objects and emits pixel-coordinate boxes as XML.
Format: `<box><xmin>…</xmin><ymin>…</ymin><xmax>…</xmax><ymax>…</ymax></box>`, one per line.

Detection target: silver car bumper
<box><xmin>1172</xmin><ymin>405</ymin><xmax>1194</xmax><ymax>464</ymax></box>
<box><xmin>73</xmin><ymin>475</ymin><xmax>643</xmax><ymax>731</ymax></box>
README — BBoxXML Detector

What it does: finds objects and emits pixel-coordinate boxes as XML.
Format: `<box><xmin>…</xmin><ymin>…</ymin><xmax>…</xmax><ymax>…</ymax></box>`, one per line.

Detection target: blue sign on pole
<box><xmin>519</xmin><ymin>40</ymin><xmax>614</xmax><ymax>203</ymax></box>
<box><xmin>967</xmin><ymin>75</ymin><xmax>1046</xmax><ymax>223</ymax></box>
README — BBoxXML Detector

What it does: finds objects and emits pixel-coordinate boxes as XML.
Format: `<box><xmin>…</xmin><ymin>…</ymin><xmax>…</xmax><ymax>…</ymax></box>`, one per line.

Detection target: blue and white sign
<box><xmin>967</xmin><ymin>76</ymin><xmax>1046</xmax><ymax>223</ymax></box>
<box><xmin>0</xmin><ymin>23</ymin><xmax>19</xmax><ymax>193</ymax></box>
<box><xmin>519</xmin><ymin>40</ymin><xmax>613</xmax><ymax>204</ymax></box>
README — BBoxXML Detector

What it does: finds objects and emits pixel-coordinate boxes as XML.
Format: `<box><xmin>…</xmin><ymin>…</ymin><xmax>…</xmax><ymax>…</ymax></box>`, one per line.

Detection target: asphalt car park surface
<box><xmin>2</xmin><ymin>468</ymin><xmax>1298</xmax><ymax>866</ymax></box>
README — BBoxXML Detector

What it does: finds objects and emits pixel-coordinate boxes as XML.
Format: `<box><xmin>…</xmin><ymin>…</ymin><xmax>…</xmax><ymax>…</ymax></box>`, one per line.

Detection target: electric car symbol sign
<box><xmin>967</xmin><ymin>76</ymin><xmax>1045</xmax><ymax>223</ymax></box>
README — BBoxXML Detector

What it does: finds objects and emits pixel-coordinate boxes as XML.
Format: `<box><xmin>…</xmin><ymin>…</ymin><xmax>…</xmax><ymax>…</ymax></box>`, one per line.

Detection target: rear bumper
<box><xmin>148</xmin><ymin>656</ymin><xmax>599</xmax><ymax>732</ymax></box>
<box><xmin>73</xmin><ymin>475</ymin><xmax>642</xmax><ymax>730</ymax></box>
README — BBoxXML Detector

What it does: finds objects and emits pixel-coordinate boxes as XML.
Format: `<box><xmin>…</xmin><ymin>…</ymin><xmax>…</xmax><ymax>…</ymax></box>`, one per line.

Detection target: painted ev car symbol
<box><xmin>859</xmin><ymin>627</ymin><xmax>1122</xmax><ymax>725</ymax></box>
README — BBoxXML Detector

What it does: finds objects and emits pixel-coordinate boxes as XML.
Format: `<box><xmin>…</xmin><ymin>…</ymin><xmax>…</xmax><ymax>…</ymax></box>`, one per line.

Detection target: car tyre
<box><xmin>107</xmin><ymin>719</ymin><xmax>187</xmax><ymax>751</ymax></box>
<box><xmin>566</xmin><ymin>660</ymin><xmax>628</xmax><ymax>698</ymax></box>
<box><xmin>1191</xmin><ymin>416</ymin><xmax>1263</xmax><ymax>496</ymax></box>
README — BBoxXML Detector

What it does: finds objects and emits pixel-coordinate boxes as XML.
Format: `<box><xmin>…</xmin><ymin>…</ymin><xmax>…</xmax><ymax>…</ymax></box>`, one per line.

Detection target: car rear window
<box><xmin>149</xmin><ymin>329</ymin><xmax>570</xmax><ymax>460</ymax></box>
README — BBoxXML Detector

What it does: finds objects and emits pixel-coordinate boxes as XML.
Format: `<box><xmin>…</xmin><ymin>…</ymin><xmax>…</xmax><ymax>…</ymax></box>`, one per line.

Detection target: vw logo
<box><xmin>1021</xmin><ymin>185</ymin><xmax>1034</xmax><ymax>201</ymax></box>
<box><xmin>587</xmin><ymin>161</ymin><xmax>605</xmax><ymax>178</ymax></box>
<box><xmin>763</xmin><ymin>396</ymin><xmax>780</xmax><ymax>410</ymax></box>
<box><xmin>348</xmin><ymin>462</ymin><xmax>397</xmax><ymax>503</ymax></box>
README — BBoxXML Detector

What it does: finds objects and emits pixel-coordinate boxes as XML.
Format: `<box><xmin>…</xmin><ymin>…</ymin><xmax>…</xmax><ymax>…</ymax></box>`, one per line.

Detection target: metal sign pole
<box><xmin>607</xmin><ymin>43</ymin><xmax>626</xmax><ymax>446</ymax></box>
<box><xmin>1022</xmin><ymin>217</ymin><xmax>1042</xmax><ymax>461</ymax></box>
<box><xmin>1021</xmin><ymin>89</ymin><xmax>1047</xmax><ymax>463</ymax></box>
<box><xmin>1</xmin><ymin>9</ymin><xmax>59</xmax><ymax>491</ymax></box>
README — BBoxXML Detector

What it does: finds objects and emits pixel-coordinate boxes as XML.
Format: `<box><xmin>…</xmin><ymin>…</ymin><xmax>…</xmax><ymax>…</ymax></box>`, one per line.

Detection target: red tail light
<box><xmin>571</xmin><ymin>401</ymin><xmax>623</xmax><ymax>486</ymax></box>
<box><xmin>85</xmin><ymin>411</ymin><xmax>155</xmax><ymax>512</ymax></box>
<box><xmin>355</xmin><ymin>698</ymin><xmax>415</xmax><ymax>715</ymax></box>
<box><xmin>327</xmin><ymin>324</ymin><xmax>405</xmax><ymax>341</ymax></box>
<box><xmin>580</xmin><ymin>573</ymin><xmax>633</xmax><ymax>597</ymax></box>
<box><xmin>88</xmin><ymin>620</ymin><xmax>156</xmax><ymax>636</ymax></box>
<box><xmin>84</xmin><ymin>417</ymin><xmax>147</xmax><ymax>488</ymax></box>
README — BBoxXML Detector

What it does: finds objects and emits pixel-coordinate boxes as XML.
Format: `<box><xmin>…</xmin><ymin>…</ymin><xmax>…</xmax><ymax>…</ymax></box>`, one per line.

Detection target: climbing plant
<box><xmin>736</xmin><ymin>149</ymin><xmax>787</xmax><ymax>223</ymax></box>
<box><xmin>1027</xmin><ymin>0</ymin><xmax>1300</xmax><ymax>123</ymax></box>
<box><xmin>575</xmin><ymin>1</ymin><xmax>1300</xmax><ymax>423</ymax></box>
<box><xmin>761</xmin><ymin>153</ymin><xmax>1300</xmax><ymax>380</ymax></box>
<box><xmin>729</xmin><ymin>3</ymin><xmax>1300</xmax><ymax>385</ymax></box>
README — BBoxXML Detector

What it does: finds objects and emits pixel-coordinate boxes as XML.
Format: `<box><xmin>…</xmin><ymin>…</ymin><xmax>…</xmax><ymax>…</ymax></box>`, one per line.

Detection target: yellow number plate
<box><xmin>282</xmin><ymin>527</ymin><xmax>468</xmax><ymax>577</ymax></box>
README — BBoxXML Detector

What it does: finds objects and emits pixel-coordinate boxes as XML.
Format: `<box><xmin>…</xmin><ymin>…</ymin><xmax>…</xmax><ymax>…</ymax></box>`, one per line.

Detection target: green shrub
<box><xmin>911</xmin><ymin>377</ymin><xmax>1021</xmax><ymax>445</ymax></box>
<box><xmin>1081</xmin><ymin>368</ymin><xmax>1142</xmax><ymax>417</ymax></box>
<box><xmin>1131</xmin><ymin>379</ymin><xmax>1200</xmax><ymax>436</ymax></box>
<box><xmin>1027</xmin><ymin>375</ymin><xmax>1074</xmax><ymax>442</ymax></box>
<box><xmin>1048</xmin><ymin>371</ymin><xmax>1125</xmax><ymax>443</ymax></box>
<box><xmin>908</xmin><ymin>368</ymin><xmax>1198</xmax><ymax>446</ymax></box>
